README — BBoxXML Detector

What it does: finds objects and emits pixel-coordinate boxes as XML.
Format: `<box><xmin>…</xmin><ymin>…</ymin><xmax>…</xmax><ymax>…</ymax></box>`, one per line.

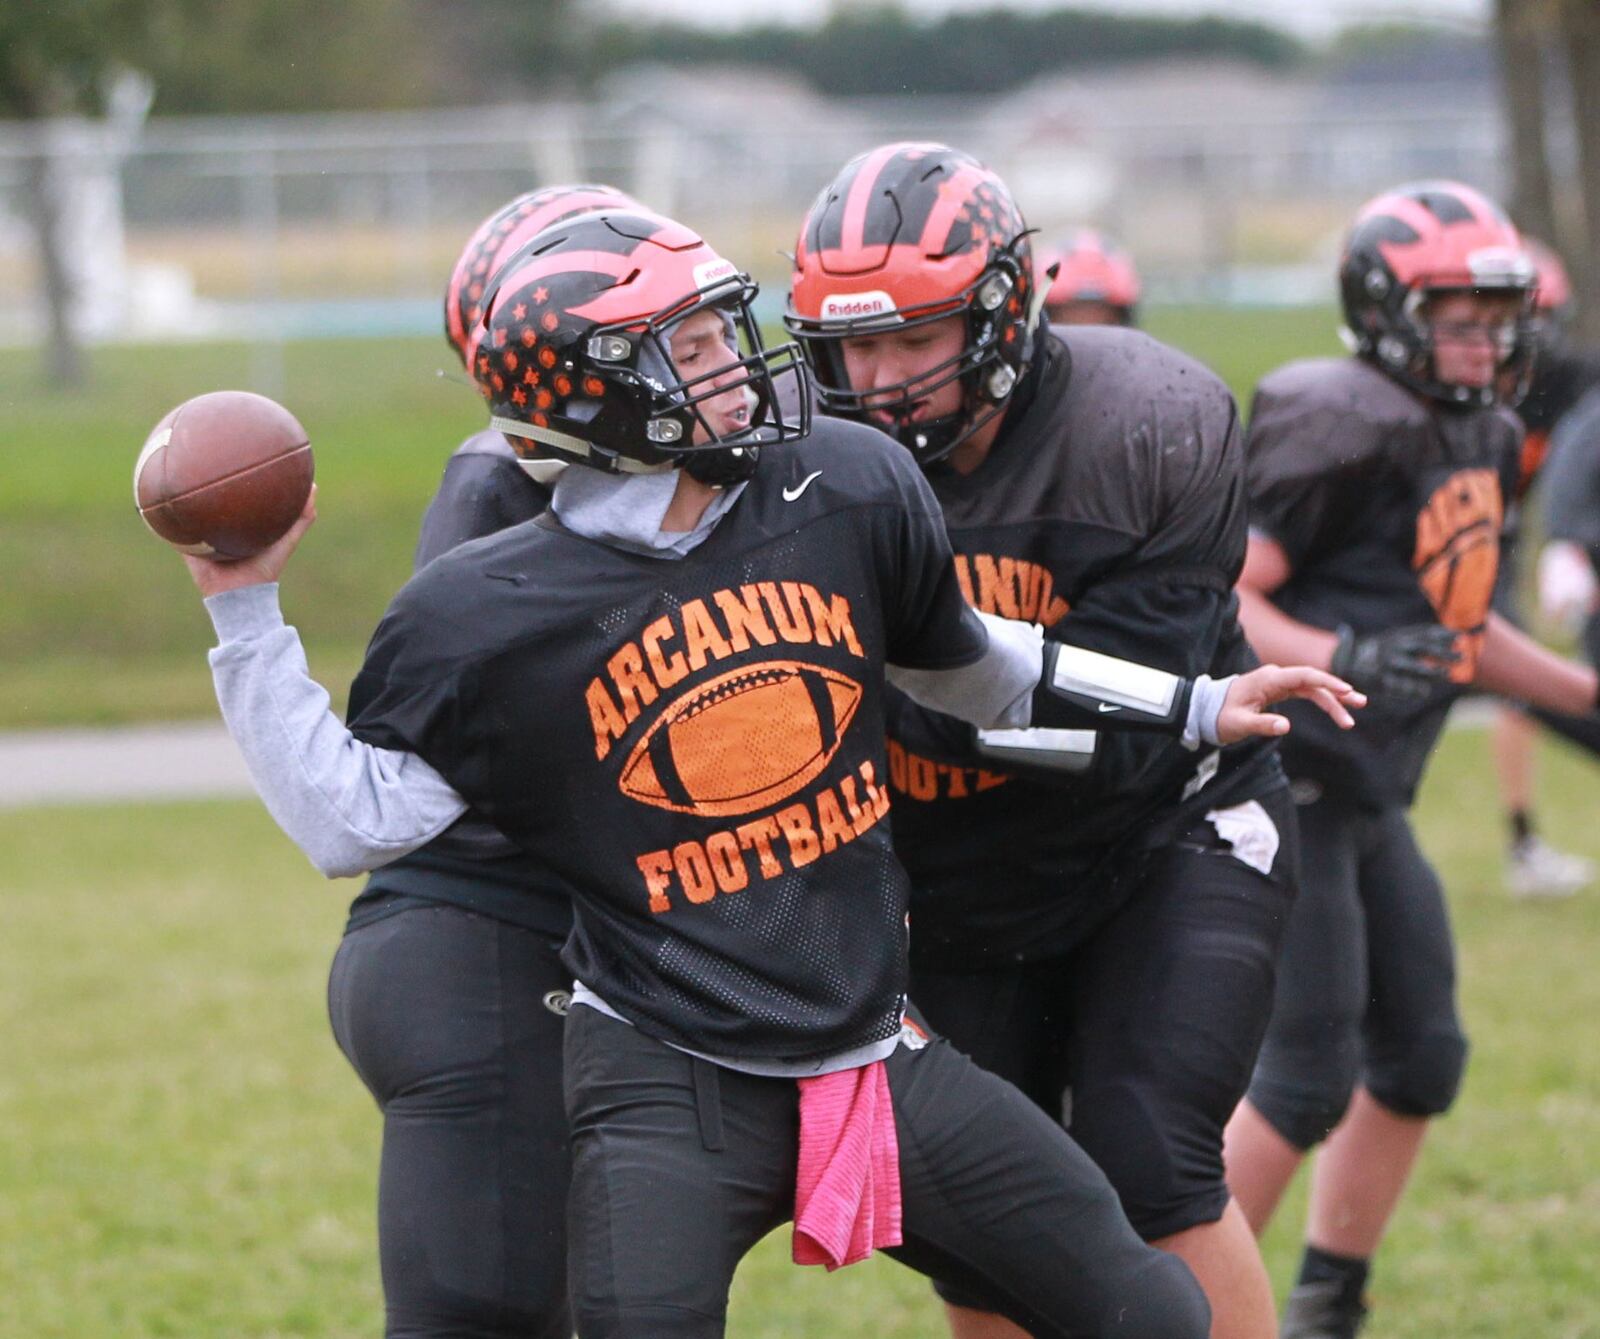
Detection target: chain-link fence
<box><xmin>0</xmin><ymin>73</ymin><xmax>1512</xmax><ymax>365</ymax></box>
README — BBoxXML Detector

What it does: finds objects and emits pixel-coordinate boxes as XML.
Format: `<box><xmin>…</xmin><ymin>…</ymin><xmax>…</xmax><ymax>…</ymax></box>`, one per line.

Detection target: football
<box><xmin>134</xmin><ymin>390</ymin><xmax>314</xmax><ymax>560</ymax></box>
<box><xmin>620</xmin><ymin>660</ymin><xmax>864</xmax><ymax>817</ymax></box>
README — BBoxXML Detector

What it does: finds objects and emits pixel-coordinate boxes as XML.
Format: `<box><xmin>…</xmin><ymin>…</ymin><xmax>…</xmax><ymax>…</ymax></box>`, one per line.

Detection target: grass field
<box><xmin>0</xmin><ymin>307</ymin><xmax>1346</xmax><ymax>729</ymax></box>
<box><xmin>2</xmin><ymin>726</ymin><xmax>1597</xmax><ymax>1338</ymax></box>
<box><xmin>7</xmin><ymin>307</ymin><xmax>1593</xmax><ymax>1334</ymax></box>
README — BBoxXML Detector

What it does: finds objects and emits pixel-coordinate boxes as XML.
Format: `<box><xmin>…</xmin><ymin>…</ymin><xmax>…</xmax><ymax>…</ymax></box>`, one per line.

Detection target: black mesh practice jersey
<box><xmin>885</xmin><ymin>327</ymin><xmax>1281</xmax><ymax>967</ymax></box>
<box><xmin>346</xmin><ymin>418</ymin><xmax>987</xmax><ymax>1061</ymax></box>
<box><xmin>1247</xmin><ymin>356</ymin><xmax>1521</xmax><ymax>809</ymax></box>
<box><xmin>350</xmin><ymin>431</ymin><xmax>566</xmax><ymax>933</ymax></box>
<box><xmin>1543</xmin><ymin>388</ymin><xmax>1600</xmax><ymax>562</ymax></box>
<box><xmin>1509</xmin><ymin>344</ymin><xmax>1600</xmax><ymax>503</ymax></box>
<box><xmin>1520</xmin><ymin>344</ymin><xmax>1600</xmax><ymax>438</ymax></box>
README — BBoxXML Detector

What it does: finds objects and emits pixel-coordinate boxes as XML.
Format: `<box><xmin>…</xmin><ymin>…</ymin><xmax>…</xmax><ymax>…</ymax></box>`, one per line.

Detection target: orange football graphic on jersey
<box><xmin>620</xmin><ymin>661</ymin><xmax>864</xmax><ymax>818</ymax></box>
<box><xmin>1412</xmin><ymin>468</ymin><xmax>1502</xmax><ymax>681</ymax></box>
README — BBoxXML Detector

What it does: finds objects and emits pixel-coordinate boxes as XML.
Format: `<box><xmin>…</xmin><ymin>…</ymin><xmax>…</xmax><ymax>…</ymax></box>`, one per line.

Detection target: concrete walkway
<box><xmin>0</xmin><ymin>699</ymin><xmax>1503</xmax><ymax>811</ymax></box>
<box><xmin>0</xmin><ymin>721</ymin><xmax>253</xmax><ymax>810</ymax></box>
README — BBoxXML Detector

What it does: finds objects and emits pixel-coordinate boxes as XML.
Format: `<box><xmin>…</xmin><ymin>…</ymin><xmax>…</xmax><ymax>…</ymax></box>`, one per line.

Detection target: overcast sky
<box><xmin>598</xmin><ymin>0</ymin><xmax>1490</xmax><ymax>39</ymax></box>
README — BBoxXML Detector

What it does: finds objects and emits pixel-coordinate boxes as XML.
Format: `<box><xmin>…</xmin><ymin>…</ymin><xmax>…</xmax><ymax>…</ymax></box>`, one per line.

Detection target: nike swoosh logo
<box><xmin>1096</xmin><ymin>702</ymin><xmax>1121</xmax><ymax>713</ymax></box>
<box><xmin>782</xmin><ymin>470</ymin><xmax>822</xmax><ymax>502</ymax></box>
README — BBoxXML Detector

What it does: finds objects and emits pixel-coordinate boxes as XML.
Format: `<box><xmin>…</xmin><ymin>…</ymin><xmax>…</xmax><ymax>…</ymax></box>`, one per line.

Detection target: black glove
<box><xmin>1330</xmin><ymin>623</ymin><xmax>1461</xmax><ymax>702</ymax></box>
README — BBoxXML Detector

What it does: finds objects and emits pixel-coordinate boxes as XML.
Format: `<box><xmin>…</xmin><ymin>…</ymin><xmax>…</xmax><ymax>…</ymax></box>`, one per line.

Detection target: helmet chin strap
<box><xmin>684</xmin><ymin>442</ymin><xmax>760</xmax><ymax>486</ymax></box>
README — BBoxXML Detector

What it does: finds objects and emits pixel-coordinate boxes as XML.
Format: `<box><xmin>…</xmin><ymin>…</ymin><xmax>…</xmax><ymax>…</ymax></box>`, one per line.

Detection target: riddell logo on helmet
<box><xmin>693</xmin><ymin>258</ymin><xmax>739</xmax><ymax>290</ymax></box>
<box><xmin>1467</xmin><ymin>247</ymin><xmax>1533</xmax><ymax>285</ymax></box>
<box><xmin>821</xmin><ymin>292</ymin><xmax>897</xmax><ymax>320</ymax></box>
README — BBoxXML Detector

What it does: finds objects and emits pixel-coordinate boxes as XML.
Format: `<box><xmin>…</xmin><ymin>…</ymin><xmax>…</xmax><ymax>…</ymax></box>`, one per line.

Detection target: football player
<box><xmin>1037</xmin><ymin>228</ymin><xmax>1141</xmax><ymax>327</ymax></box>
<box><xmin>184</xmin><ymin>207</ymin><xmax>1360</xmax><ymax>1339</ymax></box>
<box><xmin>329</xmin><ymin>183</ymin><xmax>637</xmax><ymax>1339</ymax></box>
<box><xmin>786</xmin><ymin>142</ymin><xmax>1298</xmax><ymax>1339</ymax></box>
<box><xmin>1538</xmin><ymin>380</ymin><xmax>1600</xmax><ymax>656</ymax></box>
<box><xmin>1487</xmin><ymin>239</ymin><xmax>1600</xmax><ymax>896</ymax></box>
<box><xmin>1220</xmin><ymin>182</ymin><xmax>1600</xmax><ymax>1339</ymax></box>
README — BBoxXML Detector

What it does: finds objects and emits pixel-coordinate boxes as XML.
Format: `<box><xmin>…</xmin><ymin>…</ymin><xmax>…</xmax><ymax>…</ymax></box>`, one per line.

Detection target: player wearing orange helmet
<box><xmin>1037</xmin><ymin>228</ymin><xmax>1141</xmax><ymax>327</ymax></box>
<box><xmin>788</xmin><ymin>142</ymin><xmax>1306</xmax><ymax>1339</ymax></box>
<box><xmin>1222</xmin><ymin>182</ymin><xmax>1600</xmax><ymax>1338</ymax></box>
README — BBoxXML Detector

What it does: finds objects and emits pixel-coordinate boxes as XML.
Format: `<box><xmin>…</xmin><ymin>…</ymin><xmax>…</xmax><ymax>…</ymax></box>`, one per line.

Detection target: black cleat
<box><xmin>1280</xmin><ymin>1280</ymin><xmax>1369</xmax><ymax>1339</ymax></box>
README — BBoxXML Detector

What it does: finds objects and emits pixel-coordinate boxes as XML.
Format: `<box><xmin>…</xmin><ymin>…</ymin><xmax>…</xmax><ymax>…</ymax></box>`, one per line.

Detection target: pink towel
<box><xmin>792</xmin><ymin>1059</ymin><xmax>904</xmax><ymax>1270</ymax></box>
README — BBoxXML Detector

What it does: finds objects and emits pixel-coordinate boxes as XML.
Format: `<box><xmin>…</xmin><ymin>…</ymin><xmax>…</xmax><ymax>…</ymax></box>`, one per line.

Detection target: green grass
<box><xmin>2</xmin><ymin>726</ymin><xmax>1597</xmax><ymax>1337</ymax></box>
<box><xmin>0</xmin><ymin>310</ymin><xmax>1342</xmax><ymax>730</ymax></box>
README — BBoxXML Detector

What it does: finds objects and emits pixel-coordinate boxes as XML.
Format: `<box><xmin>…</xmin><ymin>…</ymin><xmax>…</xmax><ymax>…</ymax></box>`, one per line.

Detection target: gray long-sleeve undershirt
<box><xmin>203</xmin><ymin>584</ymin><xmax>1049</xmax><ymax>878</ymax></box>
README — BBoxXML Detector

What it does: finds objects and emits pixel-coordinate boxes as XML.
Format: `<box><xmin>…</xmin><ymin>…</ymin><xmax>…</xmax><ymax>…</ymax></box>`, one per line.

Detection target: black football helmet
<box><xmin>471</xmin><ymin>211</ymin><xmax>809</xmax><ymax>485</ymax></box>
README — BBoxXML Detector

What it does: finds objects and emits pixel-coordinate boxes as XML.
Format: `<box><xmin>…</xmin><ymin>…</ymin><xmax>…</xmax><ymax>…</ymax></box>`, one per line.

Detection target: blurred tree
<box><xmin>146</xmin><ymin>0</ymin><xmax>436</xmax><ymax>112</ymax></box>
<box><xmin>571</xmin><ymin>5</ymin><xmax>1302</xmax><ymax>97</ymax></box>
<box><xmin>1495</xmin><ymin>1</ymin><xmax>1560</xmax><ymax>253</ymax></box>
<box><xmin>1562</xmin><ymin>0</ymin><xmax>1600</xmax><ymax>342</ymax></box>
<box><xmin>0</xmin><ymin>0</ymin><xmax>171</xmax><ymax>384</ymax></box>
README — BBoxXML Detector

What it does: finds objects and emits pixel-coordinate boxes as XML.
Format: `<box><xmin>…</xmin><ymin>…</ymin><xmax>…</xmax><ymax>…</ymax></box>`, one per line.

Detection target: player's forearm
<box><xmin>205</xmin><ymin>584</ymin><xmax>468</xmax><ymax>877</ymax></box>
<box><xmin>1029</xmin><ymin>640</ymin><xmax>1231</xmax><ymax>747</ymax></box>
<box><xmin>887</xmin><ymin>612</ymin><xmax>1231</xmax><ymax>748</ymax></box>
<box><xmin>1235</xmin><ymin>584</ymin><xmax>1340</xmax><ymax>670</ymax></box>
<box><xmin>1476</xmin><ymin>611</ymin><xmax>1599</xmax><ymax>714</ymax></box>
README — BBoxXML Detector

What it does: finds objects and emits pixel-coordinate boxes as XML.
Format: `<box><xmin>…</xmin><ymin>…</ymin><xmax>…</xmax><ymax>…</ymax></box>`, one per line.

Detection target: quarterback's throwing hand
<box><xmin>1216</xmin><ymin>665</ymin><xmax>1366</xmax><ymax>744</ymax></box>
<box><xmin>183</xmin><ymin>487</ymin><xmax>318</xmax><ymax>598</ymax></box>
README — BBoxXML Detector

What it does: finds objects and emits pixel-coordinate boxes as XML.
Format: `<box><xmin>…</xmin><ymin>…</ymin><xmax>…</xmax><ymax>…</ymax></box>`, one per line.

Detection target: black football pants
<box><xmin>908</xmin><ymin>791</ymin><xmax>1297</xmax><ymax>1314</ymax></box>
<box><xmin>328</xmin><ymin>905</ymin><xmax>572</xmax><ymax>1339</ymax></box>
<box><xmin>1246</xmin><ymin>794</ymin><xmax>1468</xmax><ymax>1150</ymax></box>
<box><xmin>562</xmin><ymin>1003</ymin><xmax>1210</xmax><ymax>1339</ymax></box>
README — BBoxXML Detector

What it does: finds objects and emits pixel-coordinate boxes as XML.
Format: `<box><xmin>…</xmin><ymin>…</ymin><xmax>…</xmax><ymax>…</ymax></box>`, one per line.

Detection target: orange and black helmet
<box><xmin>785</xmin><ymin>142</ymin><xmax>1037</xmax><ymax>465</ymax></box>
<box><xmin>444</xmin><ymin>183</ymin><xmax>642</xmax><ymax>368</ymax></box>
<box><xmin>1038</xmin><ymin>229</ymin><xmax>1140</xmax><ymax>325</ymax></box>
<box><xmin>470</xmin><ymin>210</ymin><xmax>808</xmax><ymax>484</ymax></box>
<box><xmin>1339</xmin><ymin>180</ymin><xmax>1536</xmax><ymax>407</ymax></box>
